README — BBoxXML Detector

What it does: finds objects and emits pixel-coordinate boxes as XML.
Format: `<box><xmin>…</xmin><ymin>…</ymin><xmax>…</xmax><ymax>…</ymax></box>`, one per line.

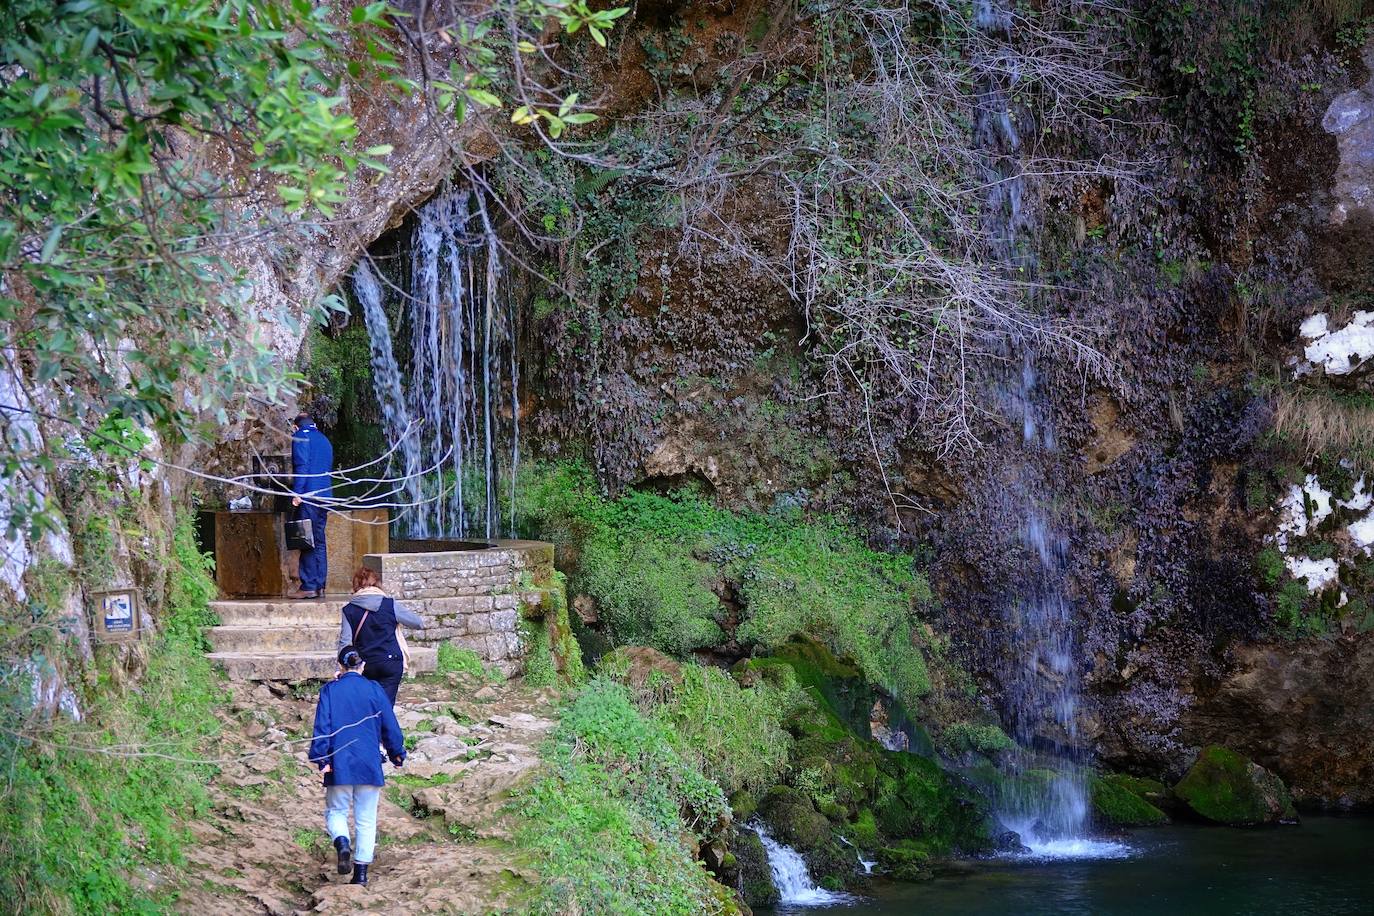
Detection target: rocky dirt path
<box><xmin>173</xmin><ymin>673</ymin><xmax>559</xmax><ymax>914</ymax></box>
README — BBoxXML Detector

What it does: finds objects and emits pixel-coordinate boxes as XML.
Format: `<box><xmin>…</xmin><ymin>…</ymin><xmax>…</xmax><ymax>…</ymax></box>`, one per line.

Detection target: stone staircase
<box><xmin>205</xmin><ymin>597</ymin><xmax>438</xmax><ymax>680</ymax></box>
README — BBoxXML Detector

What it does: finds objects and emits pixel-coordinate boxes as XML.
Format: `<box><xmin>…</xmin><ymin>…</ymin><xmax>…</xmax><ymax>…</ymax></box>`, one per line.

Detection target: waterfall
<box><xmin>969</xmin><ymin>1</ymin><xmax>1125</xmax><ymax>859</ymax></box>
<box><xmin>992</xmin><ymin>354</ymin><xmax>1107</xmax><ymax>856</ymax></box>
<box><xmin>754</xmin><ymin>824</ymin><xmax>852</xmax><ymax>907</ymax></box>
<box><xmin>837</xmin><ymin>834</ymin><xmax>876</xmax><ymax>876</ymax></box>
<box><xmin>352</xmin><ymin>187</ymin><xmax>521</xmax><ymax>540</ymax></box>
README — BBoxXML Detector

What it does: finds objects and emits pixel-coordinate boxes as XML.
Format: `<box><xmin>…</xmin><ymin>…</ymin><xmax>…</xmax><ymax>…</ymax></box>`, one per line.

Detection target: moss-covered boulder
<box><xmin>1173</xmin><ymin>746</ymin><xmax>1298</xmax><ymax>826</ymax></box>
<box><xmin>733</xmin><ymin>828</ymin><xmax>779</xmax><ymax>909</ymax></box>
<box><xmin>873</xmin><ymin>752</ymin><xmax>990</xmax><ymax>854</ymax></box>
<box><xmin>875</xmin><ymin>839</ymin><xmax>935</xmax><ymax>881</ymax></box>
<box><xmin>1091</xmin><ymin>774</ymin><xmax>1169</xmax><ymax>827</ymax></box>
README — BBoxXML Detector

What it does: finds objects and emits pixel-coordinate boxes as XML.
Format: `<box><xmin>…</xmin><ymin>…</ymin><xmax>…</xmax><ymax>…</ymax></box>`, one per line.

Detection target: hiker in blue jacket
<box><xmin>308</xmin><ymin>647</ymin><xmax>406</xmax><ymax>887</ymax></box>
<box><xmin>290</xmin><ymin>412</ymin><xmax>333</xmax><ymax>599</ymax></box>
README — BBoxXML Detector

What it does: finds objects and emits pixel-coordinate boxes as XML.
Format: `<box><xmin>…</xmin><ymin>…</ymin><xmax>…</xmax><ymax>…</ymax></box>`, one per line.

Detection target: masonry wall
<box><xmin>363</xmin><ymin>540</ymin><xmax>555</xmax><ymax>675</ymax></box>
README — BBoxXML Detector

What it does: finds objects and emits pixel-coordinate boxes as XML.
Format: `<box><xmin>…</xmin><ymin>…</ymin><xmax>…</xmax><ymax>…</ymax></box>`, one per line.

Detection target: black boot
<box><xmin>333</xmin><ymin>836</ymin><xmax>351</xmax><ymax>875</ymax></box>
<box><xmin>350</xmin><ymin>863</ymin><xmax>369</xmax><ymax>886</ymax></box>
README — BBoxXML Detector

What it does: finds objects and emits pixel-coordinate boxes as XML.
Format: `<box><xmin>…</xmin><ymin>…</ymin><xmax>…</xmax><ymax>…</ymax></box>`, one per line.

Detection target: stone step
<box><xmin>205</xmin><ymin>625</ymin><xmax>339</xmax><ymax>654</ymax></box>
<box><xmin>210</xmin><ymin>599</ymin><xmax>347</xmax><ymax>626</ymax></box>
<box><xmin>207</xmin><ymin>646</ymin><xmax>438</xmax><ymax>681</ymax></box>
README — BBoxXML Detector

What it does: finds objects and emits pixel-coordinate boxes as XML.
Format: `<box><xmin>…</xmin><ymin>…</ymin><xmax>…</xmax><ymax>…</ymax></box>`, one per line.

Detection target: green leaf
<box><xmin>39</xmin><ymin>224</ymin><xmax>63</xmax><ymax>263</ymax></box>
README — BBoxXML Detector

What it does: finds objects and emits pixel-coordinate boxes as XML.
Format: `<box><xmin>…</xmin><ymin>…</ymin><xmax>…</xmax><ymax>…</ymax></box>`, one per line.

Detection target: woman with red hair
<box><xmin>337</xmin><ymin>566</ymin><xmax>426</xmax><ymax>705</ymax></box>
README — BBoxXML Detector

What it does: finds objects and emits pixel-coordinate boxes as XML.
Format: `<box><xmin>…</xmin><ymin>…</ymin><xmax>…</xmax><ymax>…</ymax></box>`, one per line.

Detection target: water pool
<box><xmin>767</xmin><ymin>817</ymin><xmax>1374</xmax><ymax>916</ymax></box>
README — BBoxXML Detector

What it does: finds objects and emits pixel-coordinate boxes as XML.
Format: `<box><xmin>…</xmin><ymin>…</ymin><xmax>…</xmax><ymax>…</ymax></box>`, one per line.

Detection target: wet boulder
<box><xmin>1090</xmin><ymin>774</ymin><xmax>1169</xmax><ymax>827</ymax></box>
<box><xmin>1173</xmin><ymin>746</ymin><xmax>1298</xmax><ymax>826</ymax></box>
<box><xmin>733</xmin><ymin>827</ymin><xmax>779</xmax><ymax>908</ymax></box>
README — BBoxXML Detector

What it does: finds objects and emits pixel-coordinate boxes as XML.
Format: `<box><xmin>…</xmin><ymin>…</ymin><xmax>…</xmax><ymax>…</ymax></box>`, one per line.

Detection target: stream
<box><xmin>763</xmin><ymin>817</ymin><xmax>1374</xmax><ymax>915</ymax></box>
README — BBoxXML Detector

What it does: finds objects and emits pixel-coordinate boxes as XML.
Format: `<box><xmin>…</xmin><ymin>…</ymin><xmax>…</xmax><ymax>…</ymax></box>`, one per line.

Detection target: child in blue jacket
<box><xmin>308</xmin><ymin>646</ymin><xmax>406</xmax><ymax>886</ymax></box>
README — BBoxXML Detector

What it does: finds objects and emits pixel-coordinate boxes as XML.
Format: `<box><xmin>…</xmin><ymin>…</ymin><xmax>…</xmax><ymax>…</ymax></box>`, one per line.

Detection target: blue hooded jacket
<box><xmin>308</xmin><ymin>672</ymin><xmax>405</xmax><ymax>786</ymax></box>
<box><xmin>291</xmin><ymin>422</ymin><xmax>334</xmax><ymax>502</ymax></box>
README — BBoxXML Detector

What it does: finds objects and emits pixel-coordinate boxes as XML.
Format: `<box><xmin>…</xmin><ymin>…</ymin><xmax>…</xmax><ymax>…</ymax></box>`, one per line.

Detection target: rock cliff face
<box><xmin>297</xmin><ymin>3</ymin><xmax>1374</xmax><ymax>806</ymax></box>
<box><xmin>1184</xmin><ymin>635</ymin><xmax>1374</xmax><ymax>808</ymax></box>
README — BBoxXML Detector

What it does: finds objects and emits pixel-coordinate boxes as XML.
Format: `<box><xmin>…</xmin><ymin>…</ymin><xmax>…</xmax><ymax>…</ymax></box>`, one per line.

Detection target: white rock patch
<box><xmin>1285</xmin><ymin>555</ymin><xmax>1341</xmax><ymax>592</ymax></box>
<box><xmin>1275</xmin><ymin>475</ymin><xmax>1334</xmax><ymax>551</ymax></box>
<box><xmin>1349</xmin><ymin>510</ymin><xmax>1374</xmax><ymax>556</ymax></box>
<box><xmin>1301</xmin><ymin>310</ymin><xmax>1374</xmax><ymax>376</ymax></box>
<box><xmin>1340</xmin><ymin>476</ymin><xmax>1373</xmax><ymax>511</ymax></box>
<box><xmin>1300</xmin><ymin>313</ymin><xmax>1330</xmax><ymax>339</ymax></box>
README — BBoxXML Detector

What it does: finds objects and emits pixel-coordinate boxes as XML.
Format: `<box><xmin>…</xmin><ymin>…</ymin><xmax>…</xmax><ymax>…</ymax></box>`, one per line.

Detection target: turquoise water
<box><xmin>771</xmin><ymin>818</ymin><xmax>1374</xmax><ymax>915</ymax></box>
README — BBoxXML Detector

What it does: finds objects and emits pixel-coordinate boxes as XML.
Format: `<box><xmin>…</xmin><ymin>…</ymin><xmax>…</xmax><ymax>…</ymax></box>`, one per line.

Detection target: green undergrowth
<box><xmin>518</xmin><ymin>460</ymin><xmax>937</xmax><ymax>710</ymax></box>
<box><xmin>435</xmin><ymin>643</ymin><xmax>496</xmax><ymax>680</ymax></box>
<box><xmin>513</xmin><ymin>677</ymin><xmax>740</xmax><ymax>915</ymax></box>
<box><xmin>0</xmin><ymin>512</ymin><xmax>221</xmax><ymax>913</ymax></box>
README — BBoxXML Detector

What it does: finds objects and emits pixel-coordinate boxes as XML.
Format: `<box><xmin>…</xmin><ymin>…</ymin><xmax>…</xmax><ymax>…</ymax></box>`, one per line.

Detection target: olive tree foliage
<box><xmin>0</xmin><ymin>0</ymin><xmax>624</xmax><ymax>544</ymax></box>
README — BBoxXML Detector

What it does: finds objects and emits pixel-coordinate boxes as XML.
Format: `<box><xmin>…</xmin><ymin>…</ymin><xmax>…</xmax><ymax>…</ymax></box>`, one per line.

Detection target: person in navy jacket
<box><xmin>289</xmin><ymin>412</ymin><xmax>334</xmax><ymax>598</ymax></box>
<box><xmin>308</xmin><ymin>646</ymin><xmax>406</xmax><ymax>886</ymax></box>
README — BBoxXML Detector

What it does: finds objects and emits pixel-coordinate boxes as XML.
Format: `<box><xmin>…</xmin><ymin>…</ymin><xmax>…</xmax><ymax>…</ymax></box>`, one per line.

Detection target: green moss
<box><xmin>734</xmin><ymin>828</ymin><xmax>778</xmax><ymax>908</ymax></box>
<box><xmin>520</xmin><ymin>575</ymin><xmax>585</xmax><ymax>687</ymax></box>
<box><xmin>1091</xmin><ymin>774</ymin><xmax>1169</xmax><ymax>827</ymax></box>
<box><xmin>1173</xmin><ymin>745</ymin><xmax>1296</xmax><ymax>826</ymax></box>
<box><xmin>940</xmin><ymin>722</ymin><xmax>1017</xmax><ymax>757</ymax></box>
<box><xmin>875</xmin><ymin>839</ymin><xmax>934</xmax><ymax>881</ymax></box>
<box><xmin>518</xmin><ymin>460</ymin><xmax>939</xmax><ymax>710</ymax></box>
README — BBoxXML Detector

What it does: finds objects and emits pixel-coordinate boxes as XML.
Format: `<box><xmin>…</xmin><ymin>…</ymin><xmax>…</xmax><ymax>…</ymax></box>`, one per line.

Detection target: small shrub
<box><xmin>1254</xmin><ymin>546</ymin><xmax>1285</xmax><ymax>589</ymax></box>
<box><xmin>436</xmin><ymin>642</ymin><xmax>486</xmax><ymax>678</ymax></box>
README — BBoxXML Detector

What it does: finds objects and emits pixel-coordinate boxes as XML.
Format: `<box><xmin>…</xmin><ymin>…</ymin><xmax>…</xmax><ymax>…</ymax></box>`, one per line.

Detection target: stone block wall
<box><xmin>362</xmin><ymin>540</ymin><xmax>556</xmax><ymax>675</ymax></box>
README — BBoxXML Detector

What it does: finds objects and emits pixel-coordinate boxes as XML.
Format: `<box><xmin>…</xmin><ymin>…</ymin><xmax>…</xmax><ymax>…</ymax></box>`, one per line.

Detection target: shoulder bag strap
<box><xmin>344</xmin><ymin>602</ymin><xmax>371</xmax><ymax>646</ymax></box>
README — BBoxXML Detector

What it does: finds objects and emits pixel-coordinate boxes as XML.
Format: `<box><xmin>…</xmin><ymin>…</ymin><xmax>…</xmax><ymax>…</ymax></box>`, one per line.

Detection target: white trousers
<box><xmin>324</xmin><ymin>784</ymin><xmax>382</xmax><ymax>864</ymax></box>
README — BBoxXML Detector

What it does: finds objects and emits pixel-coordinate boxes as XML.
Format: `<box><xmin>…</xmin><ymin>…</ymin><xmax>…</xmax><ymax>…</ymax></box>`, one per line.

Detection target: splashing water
<box><xmin>838</xmin><ymin>835</ymin><xmax>877</xmax><ymax>875</ymax></box>
<box><xmin>352</xmin><ymin>188</ymin><xmax>521</xmax><ymax>540</ymax></box>
<box><xmin>755</xmin><ymin>824</ymin><xmax>854</xmax><ymax>907</ymax></box>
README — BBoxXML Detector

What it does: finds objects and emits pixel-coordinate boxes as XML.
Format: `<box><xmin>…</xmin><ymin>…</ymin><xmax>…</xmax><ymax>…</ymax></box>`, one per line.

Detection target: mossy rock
<box><xmin>733</xmin><ymin>828</ymin><xmax>779</xmax><ymax>909</ymax></box>
<box><xmin>1091</xmin><ymin>774</ymin><xmax>1169</xmax><ymax>827</ymax></box>
<box><xmin>849</xmin><ymin>808</ymin><xmax>880</xmax><ymax>848</ymax></box>
<box><xmin>873</xmin><ymin>751</ymin><xmax>990</xmax><ymax>854</ymax></box>
<box><xmin>875</xmin><ymin>839</ymin><xmax>935</xmax><ymax>881</ymax></box>
<box><xmin>1107</xmin><ymin>773</ymin><xmax>1169</xmax><ymax>803</ymax></box>
<box><xmin>759</xmin><ymin>786</ymin><xmax>831</xmax><ymax>849</ymax></box>
<box><xmin>1173</xmin><ymin>746</ymin><xmax>1297</xmax><ymax>826</ymax></box>
<box><xmin>729</xmin><ymin>790</ymin><xmax>759</xmax><ymax>822</ymax></box>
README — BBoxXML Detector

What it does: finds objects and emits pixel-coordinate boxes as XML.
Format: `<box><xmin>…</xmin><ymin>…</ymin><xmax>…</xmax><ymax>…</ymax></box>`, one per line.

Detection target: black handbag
<box><xmin>285</xmin><ymin>516</ymin><xmax>314</xmax><ymax>550</ymax></box>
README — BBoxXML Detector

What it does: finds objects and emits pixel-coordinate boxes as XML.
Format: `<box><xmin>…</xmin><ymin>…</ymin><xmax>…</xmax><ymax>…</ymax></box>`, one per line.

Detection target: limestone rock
<box><xmin>1173</xmin><ymin>745</ymin><xmax>1297</xmax><ymax>826</ymax></box>
<box><xmin>1183</xmin><ymin>634</ymin><xmax>1374</xmax><ymax>807</ymax></box>
<box><xmin>1323</xmin><ymin>40</ymin><xmax>1374</xmax><ymax>226</ymax></box>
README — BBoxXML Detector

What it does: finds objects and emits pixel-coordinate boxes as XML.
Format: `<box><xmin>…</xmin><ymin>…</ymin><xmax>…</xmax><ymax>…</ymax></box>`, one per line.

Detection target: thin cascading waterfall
<box><xmin>753</xmin><ymin>823</ymin><xmax>851</xmax><ymax>907</ymax></box>
<box><xmin>354</xmin><ymin>260</ymin><xmax>425</xmax><ymax>517</ymax></box>
<box><xmin>353</xmin><ymin>186</ymin><xmax>521</xmax><ymax>540</ymax></box>
<box><xmin>992</xmin><ymin>354</ymin><xmax>1099</xmax><ymax>855</ymax></box>
<box><xmin>970</xmin><ymin>0</ymin><xmax>1121</xmax><ymax>857</ymax></box>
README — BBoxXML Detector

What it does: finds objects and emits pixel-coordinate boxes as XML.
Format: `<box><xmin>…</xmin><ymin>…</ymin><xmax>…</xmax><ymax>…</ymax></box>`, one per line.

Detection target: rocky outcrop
<box><xmin>1183</xmin><ymin>635</ymin><xmax>1374</xmax><ymax>808</ymax></box>
<box><xmin>1173</xmin><ymin>745</ymin><xmax>1297</xmax><ymax>826</ymax></box>
<box><xmin>1322</xmin><ymin>40</ymin><xmax>1374</xmax><ymax>226</ymax></box>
